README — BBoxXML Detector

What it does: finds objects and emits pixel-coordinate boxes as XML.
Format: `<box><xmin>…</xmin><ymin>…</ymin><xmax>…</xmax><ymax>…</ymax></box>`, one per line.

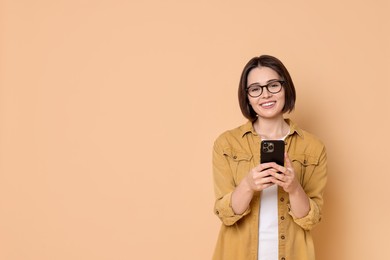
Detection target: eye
<box><xmin>249</xmin><ymin>85</ymin><xmax>261</xmax><ymax>92</ymax></box>
<box><xmin>269</xmin><ymin>82</ymin><xmax>281</xmax><ymax>88</ymax></box>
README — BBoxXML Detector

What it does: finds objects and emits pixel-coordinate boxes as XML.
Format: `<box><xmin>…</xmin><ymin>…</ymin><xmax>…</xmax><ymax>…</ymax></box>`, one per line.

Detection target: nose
<box><xmin>261</xmin><ymin>87</ymin><xmax>272</xmax><ymax>98</ymax></box>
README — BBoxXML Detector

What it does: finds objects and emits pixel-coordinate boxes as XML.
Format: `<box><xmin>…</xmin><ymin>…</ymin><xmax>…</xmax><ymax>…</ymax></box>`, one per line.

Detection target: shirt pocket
<box><xmin>224</xmin><ymin>149</ymin><xmax>253</xmax><ymax>186</ymax></box>
<box><xmin>290</xmin><ymin>154</ymin><xmax>319</xmax><ymax>185</ymax></box>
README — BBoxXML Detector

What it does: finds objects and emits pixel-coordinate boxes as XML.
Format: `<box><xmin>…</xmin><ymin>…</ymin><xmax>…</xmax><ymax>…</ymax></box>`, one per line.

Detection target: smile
<box><xmin>260</xmin><ymin>101</ymin><xmax>276</xmax><ymax>108</ymax></box>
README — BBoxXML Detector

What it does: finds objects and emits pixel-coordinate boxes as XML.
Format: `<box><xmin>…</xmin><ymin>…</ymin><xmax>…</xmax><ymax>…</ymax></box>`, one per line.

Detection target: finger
<box><xmin>253</xmin><ymin>170</ymin><xmax>274</xmax><ymax>182</ymax></box>
<box><xmin>271</xmin><ymin>174</ymin><xmax>290</xmax><ymax>185</ymax></box>
<box><xmin>285</xmin><ymin>153</ymin><xmax>293</xmax><ymax>168</ymax></box>
<box><xmin>256</xmin><ymin>162</ymin><xmax>277</xmax><ymax>172</ymax></box>
<box><xmin>268</xmin><ymin>170</ymin><xmax>282</xmax><ymax>179</ymax></box>
<box><xmin>254</xmin><ymin>178</ymin><xmax>275</xmax><ymax>190</ymax></box>
<box><xmin>255</xmin><ymin>176</ymin><xmax>274</xmax><ymax>185</ymax></box>
<box><xmin>283</xmin><ymin>155</ymin><xmax>295</xmax><ymax>177</ymax></box>
<box><xmin>267</xmin><ymin>162</ymin><xmax>286</xmax><ymax>174</ymax></box>
<box><xmin>270</xmin><ymin>177</ymin><xmax>284</xmax><ymax>186</ymax></box>
<box><xmin>256</xmin><ymin>168</ymin><xmax>280</xmax><ymax>179</ymax></box>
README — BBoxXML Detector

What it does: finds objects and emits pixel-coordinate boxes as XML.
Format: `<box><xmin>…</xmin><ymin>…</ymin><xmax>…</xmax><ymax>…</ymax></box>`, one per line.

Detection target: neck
<box><xmin>253</xmin><ymin>116</ymin><xmax>289</xmax><ymax>140</ymax></box>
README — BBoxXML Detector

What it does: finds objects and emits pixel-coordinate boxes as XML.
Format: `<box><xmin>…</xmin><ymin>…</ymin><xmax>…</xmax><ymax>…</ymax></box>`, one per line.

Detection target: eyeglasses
<box><xmin>246</xmin><ymin>80</ymin><xmax>285</xmax><ymax>98</ymax></box>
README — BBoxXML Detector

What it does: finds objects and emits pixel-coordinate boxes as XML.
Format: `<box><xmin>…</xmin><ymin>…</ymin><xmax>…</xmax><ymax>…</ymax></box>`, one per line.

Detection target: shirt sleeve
<box><xmin>288</xmin><ymin>146</ymin><xmax>328</xmax><ymax>231</ymax></box>
<box><xmin>212</xmin><ymin>138</ymin><xmax>251</xmax><ymax>226</ymax></box>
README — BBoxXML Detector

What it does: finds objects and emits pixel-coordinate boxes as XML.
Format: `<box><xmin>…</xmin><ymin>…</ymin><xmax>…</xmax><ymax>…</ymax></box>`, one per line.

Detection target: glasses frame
<box><xmin>246</xmin><ymin>80</ymin><xmax>285</xmax><ymax>98</ymax></box>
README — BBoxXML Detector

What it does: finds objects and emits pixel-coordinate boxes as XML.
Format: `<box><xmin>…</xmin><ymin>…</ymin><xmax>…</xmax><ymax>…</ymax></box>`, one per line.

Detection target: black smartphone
<box><xmin>260</xmin><ymin>140</ymin><xmax>285</xmax><ymax>167</ymax></box>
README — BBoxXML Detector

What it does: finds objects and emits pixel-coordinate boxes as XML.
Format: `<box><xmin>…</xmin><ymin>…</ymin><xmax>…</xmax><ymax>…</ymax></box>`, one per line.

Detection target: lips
<box><xmin>260</xmin><ymin>101</ymin><xmax>276</xmax><ymax>108</ymax></box>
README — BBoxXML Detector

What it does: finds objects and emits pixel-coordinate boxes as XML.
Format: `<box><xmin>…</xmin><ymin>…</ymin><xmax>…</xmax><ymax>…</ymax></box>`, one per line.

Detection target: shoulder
<box><xmin>300</xmin><ymin>129</ymin><xmax>325</xmax><ymax>147</ymax></box>
<box><xmin>288</xmin><ymin>119</ymin><xmax>326</xmax><ymax>155</ymax></box>
<box><xmin>213</xmin><ymin>121</ymin><xmax>252</xmax><ymax>149</ymax></box>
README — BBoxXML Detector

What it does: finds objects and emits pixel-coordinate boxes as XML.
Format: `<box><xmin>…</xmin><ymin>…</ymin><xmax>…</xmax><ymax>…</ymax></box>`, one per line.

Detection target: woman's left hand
<box><xmin>269</xmin><ymin>153</ymin><xmax>300</xmax><ymax>194</ymax></box>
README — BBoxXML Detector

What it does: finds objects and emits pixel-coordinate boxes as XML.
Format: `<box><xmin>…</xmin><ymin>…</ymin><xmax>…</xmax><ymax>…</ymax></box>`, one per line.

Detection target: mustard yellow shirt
<box><xmin>212</xmin><ymin>119</ymin><xmax>327</xmax><ymax>260</ymax></box>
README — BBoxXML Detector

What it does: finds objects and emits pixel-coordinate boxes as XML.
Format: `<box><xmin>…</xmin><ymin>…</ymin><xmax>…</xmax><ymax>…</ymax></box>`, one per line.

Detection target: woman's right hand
<box><xmin>244</xmin><ymin>162</ymin><xmax>278</xmax><ymax>192</ymax></box>
<box><xmin>231</xmin><ymin>162</ymin><xmax>278</xmax><ymax>214</ymax></box>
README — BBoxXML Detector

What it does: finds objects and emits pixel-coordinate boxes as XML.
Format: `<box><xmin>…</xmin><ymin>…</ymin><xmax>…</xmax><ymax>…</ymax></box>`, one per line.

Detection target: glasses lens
<box><xmin>267</xmin><ymin>81</ymin><xmax>282</xmax><ymax>93</ymax></box>
<box><xmin>247</xmin><ymin>85</ymin><xmax>262</xmax><ymax>97</ymax></box>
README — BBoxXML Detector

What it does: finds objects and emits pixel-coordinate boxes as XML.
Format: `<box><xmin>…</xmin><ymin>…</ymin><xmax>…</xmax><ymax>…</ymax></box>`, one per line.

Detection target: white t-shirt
<box><xmin>258</xmin><ymin>184</ymin><xmax>279</xmax><ymax>260</ymax></box>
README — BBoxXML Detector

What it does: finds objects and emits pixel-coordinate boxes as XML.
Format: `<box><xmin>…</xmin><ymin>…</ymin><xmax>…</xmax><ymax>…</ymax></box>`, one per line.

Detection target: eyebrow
<box><xmin>248</xmin><ymin>79</ymin><xmax>280</xmax><ymax>87</ymax></box>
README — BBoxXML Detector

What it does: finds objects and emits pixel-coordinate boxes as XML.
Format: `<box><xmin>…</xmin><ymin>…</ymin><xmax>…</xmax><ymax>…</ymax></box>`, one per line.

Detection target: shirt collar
<box><xmin>240</xmin><ymin>118</ymin><xmax>304</xmax><ymax>138</ymax></box>
<box><xmin>285</xmin><ymin>118</ymin><xmax>304</xmax><ymax>138</ymax></box>
<box><xmin>239</xmin><ymin>121</ymin><xmax>257</xmax><ymax>137</ymax></box>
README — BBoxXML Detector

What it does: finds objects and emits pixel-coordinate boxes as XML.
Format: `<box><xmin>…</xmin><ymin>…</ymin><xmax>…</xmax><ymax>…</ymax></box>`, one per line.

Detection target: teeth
<box><xmin>261</xmin><ymin>102</ymin><xmax>275</xmax><ymax>107</ymax></box>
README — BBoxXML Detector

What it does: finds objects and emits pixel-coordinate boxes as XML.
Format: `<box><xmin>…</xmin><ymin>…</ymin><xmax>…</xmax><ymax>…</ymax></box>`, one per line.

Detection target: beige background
<box><xmin>1</xmin><ymin>0</ymin><xmax>389</xmax><ymax>259</ymax></box>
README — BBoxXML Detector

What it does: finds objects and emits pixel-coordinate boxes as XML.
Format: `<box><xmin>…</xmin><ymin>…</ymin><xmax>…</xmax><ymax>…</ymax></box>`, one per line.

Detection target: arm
<box><xmin>281</xmin><ymin>153</ymin><xmax>311</xmax><ymax>218</ymax></box>
<box><xmin>292</xmin><ymin>147</ymin><xmax>328</xmax><ymax>230</ymax></box>
<box><xmin>212</xmin><ymin>141</ymin><xmax>247</xmax><ymax>226</ymax></box>
<box><xmin>231</xmin><ymin>163</ymin><xmax>275</xmax><ymax>214</ymax></box>
<box><xmin>213</xmin><ymin>140</ymin><xmax>276</xmax><ymax>225</ymax></box>
<box><xmin>270</xmin><ymin>149</ymin><xmax>328</xmax><ymax>230</ymax></box>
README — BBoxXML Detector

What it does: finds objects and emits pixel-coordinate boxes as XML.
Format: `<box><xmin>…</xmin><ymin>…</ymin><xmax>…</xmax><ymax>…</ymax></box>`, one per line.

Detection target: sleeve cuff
<box><xmin>288</xmin><ymin>199</ymin><xmax>321</xmax><ymax>231</ymax></box>
<box><xmin>214</xmin><ymin>192</ymin><xmax>251</xmax><ymax>226</ymax></box>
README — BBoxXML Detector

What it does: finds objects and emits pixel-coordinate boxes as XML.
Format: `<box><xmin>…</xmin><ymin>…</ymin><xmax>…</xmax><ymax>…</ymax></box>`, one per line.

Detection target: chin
<box><xmin>257</xmin><ymin>111</ymin><xmax>284</xmax><ymax>119</ymax></box>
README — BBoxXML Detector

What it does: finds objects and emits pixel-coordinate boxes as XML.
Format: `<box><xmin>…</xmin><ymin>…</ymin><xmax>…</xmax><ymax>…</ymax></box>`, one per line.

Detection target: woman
<box><xmin>212</xmin><ymin>55</ymin><xmax>327</xmax><ymax>260</ymax></box>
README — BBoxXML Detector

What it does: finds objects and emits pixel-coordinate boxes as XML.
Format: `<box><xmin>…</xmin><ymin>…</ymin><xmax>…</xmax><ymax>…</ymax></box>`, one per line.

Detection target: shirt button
<box><xmin>280</xmin><ymin>197</ymin><xmax>284</xmax><ymax>202</ymax></box>
<box><xmin>281</xmin><ymin>258</ymin><xmax>286</xmax><ymax>260</ymax></box>
<box><xmin>233</xmin><ymin>156</ymin><xmax>237</xmax><ymax>159</ymax></box>
<box><xmin>216</xmin><ymin>210</ymin><xmax>219</xmax><ymax>215</ymax></box>
<box><xmin>281</xmin><ymin>216</ymin><xmax>285</xmax><ymax>220</ymax></box>
<box><xmin>281</xmin><ymin>235</ymin><xmax>285</xmax><ymax>240</ymax></box>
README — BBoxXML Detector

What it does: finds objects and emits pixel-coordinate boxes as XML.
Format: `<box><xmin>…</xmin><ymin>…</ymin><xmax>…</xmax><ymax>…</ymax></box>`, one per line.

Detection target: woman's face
<box><xmin>247</xmin><ymin>66</ymin><xmax>285</xmax><ymax>119</ymax></box>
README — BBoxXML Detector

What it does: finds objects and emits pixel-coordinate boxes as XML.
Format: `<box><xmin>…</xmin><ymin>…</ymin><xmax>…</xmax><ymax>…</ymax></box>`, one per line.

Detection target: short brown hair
<box><xmin>238</xmin><ymin>55</ymin><xmax>296</xmax><ymax>122</ymax></box>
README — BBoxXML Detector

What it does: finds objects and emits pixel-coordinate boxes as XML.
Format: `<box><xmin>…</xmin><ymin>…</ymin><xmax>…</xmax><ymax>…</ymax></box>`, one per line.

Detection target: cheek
<box><xmin>248</xmin><ymin>97</ymin><xmax>257</xmax><ymax>107</ymax></box>
<box><xmin>280</xmin><ymin>96</ymin><xmax>286</xmax><ymax>106</ymax></box>
<box><xmin>278</xmin><ymin>93</ymin><xmax>286</xmax><ymax>107</ymax></box>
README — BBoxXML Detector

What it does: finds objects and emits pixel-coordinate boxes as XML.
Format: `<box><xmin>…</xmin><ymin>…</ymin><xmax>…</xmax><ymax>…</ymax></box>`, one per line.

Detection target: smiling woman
<box><xmin>1</xmin><ymin>0</ymin><xmax>388</xmax><ymax>259</ymax></box>
<box><xmin>212</xmin><ymin>55</ymin><xmax>327</xmax><ymax>260</ymax></box>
